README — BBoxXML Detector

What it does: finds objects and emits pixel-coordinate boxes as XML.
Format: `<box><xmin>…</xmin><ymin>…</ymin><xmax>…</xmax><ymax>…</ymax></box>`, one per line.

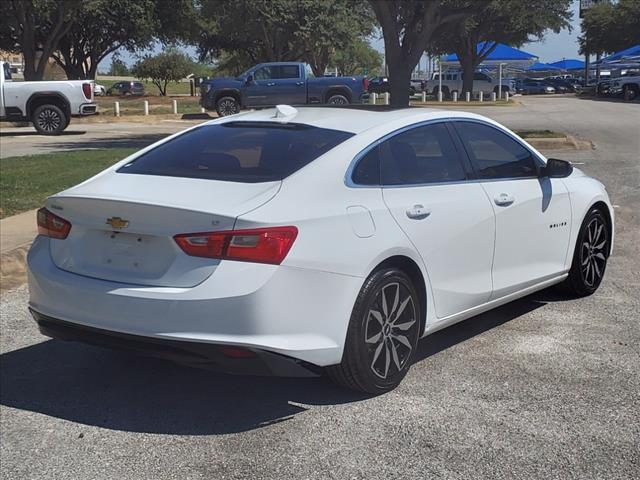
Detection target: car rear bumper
<box><xmin>30</xmin><ymin>309</ymin><xmax>320</xmax><ymax>376</ymax></box>
<box><xmin>77</xmin><ymin>103</ymin><xmax>98</xmax><ymax>115</ymax></box>
<box><xmin>27</xmin><ymin>236</ymin><xmax>362</xmax><ymax>368</ymax></box>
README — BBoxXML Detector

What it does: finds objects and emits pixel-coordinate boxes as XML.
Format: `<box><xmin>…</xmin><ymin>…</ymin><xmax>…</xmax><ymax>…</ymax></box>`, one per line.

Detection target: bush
<box><xmin>131</xmin><ymin>49</ymin><xmax>193</xmax><ymax>96</ymax></box>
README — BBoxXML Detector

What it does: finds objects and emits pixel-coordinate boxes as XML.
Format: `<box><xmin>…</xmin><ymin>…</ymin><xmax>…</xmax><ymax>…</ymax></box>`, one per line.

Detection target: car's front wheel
<box><xmin>327</xmin><ymin>268</ymin><xmax>421</xmax><ymax>394</ymax></box>
<box><xmin>561</xmin><ymin>207</ymin><xmax>610</xmax><ymax>296</ymax></box>
<box><xmin>32</xmin><ymin>104</ymin><xmax>67</xmax><ymax>135</ymax></box>
<box><xmin>216</xmin><ymin>96</ymin><xmax>240</xmax><ymax>116</ymax></box>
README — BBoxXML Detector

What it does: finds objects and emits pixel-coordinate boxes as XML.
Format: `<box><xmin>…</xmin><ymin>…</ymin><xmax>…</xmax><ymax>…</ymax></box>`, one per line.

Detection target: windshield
<box><xmin>117</xmin><ymin>122</ymin><xmax>354</xmax><ymax>183</ymax></box>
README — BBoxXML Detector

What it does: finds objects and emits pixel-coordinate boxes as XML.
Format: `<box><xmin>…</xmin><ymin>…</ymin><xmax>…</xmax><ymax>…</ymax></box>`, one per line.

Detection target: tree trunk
<box><xmin>460</xmin><ymin>58</ymin><xmax>475</xmax><ymax>96</ymax></box>
<box><xmin>387</xmin><ymin>61</ymin><xmax>412</xmax><ymax>106</ymax></box>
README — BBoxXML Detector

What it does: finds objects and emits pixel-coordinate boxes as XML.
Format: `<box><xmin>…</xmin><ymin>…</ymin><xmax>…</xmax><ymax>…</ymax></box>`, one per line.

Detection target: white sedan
<box><xmin>27</xmin><ymin>105</ymin><xmax>614</xmax><ymax>393</ymax></box>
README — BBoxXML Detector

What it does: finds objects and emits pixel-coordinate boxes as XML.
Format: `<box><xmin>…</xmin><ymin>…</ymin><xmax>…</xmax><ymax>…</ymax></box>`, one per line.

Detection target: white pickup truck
<box><xmin>1</xmin><ymin>61</ymin><xmax>97</xmax><ymax>135</ymax></box>
<box><xmin>424</xmin><ymin>70</ymin><xmax>515</xmax><ymax>98</ymax></box>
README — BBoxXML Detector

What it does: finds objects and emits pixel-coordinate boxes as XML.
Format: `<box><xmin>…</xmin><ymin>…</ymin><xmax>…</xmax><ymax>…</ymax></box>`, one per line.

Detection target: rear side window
<box><xmin>132</xmin><ymin>82</ymin><xmax>143</xmax><ymax>88</ymax></box>
<box><xmin>453</xmin><ymin>121</ymin><xmax>538</xmax><ymax>179</ymax></box>
<box><xmin>117</xmin><ymin>122</ymin><xmax>354</xmax><ymax>183</ymax></box>
<box><xmin>380</xmin><ymin>123</ymin><xmax>467</xmax><ymax>185</ymax></box>
<box><xmin>278</xmin><ymin>65</ymin><xmax>301</xmax><ymax>79</ymax></box>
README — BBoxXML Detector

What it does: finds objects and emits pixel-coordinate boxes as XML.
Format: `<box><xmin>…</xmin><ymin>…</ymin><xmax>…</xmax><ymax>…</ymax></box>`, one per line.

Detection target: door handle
<box><xmin>494</xmin><ymin>193</ymin><xmax>515</xmax><ymax>206</ymax></box>
<box><xmin>406</xmin><ymin>204</ymin><xmax>431</xmax><ymax>219</ymax></box>
<box><xmin>295</xmin><ymin>81</ymin><xmax>304</xmax><ymax>86</ymax></box>
<box><xmin>266</xmin><ymin>82</ymin><xmax>276</xmax><ymax>87</ymax></box>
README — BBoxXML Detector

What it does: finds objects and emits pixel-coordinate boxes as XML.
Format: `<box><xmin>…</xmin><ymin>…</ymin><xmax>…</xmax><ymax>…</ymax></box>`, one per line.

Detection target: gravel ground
<box><xmin>1</xmin><ymin>96</ymin><xmax>638</xmax><ymax>479</ymax></box>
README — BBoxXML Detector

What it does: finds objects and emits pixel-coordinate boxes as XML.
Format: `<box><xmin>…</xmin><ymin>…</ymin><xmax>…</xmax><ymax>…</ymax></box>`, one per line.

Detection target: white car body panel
<box><xmin>27</xmin><ymin>106</ymin><xmax>614</xmax><ymax>370</ymax></box>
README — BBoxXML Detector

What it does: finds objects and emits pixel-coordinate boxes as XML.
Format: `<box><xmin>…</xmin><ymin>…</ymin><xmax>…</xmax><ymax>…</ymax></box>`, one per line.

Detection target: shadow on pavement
<box><xmin>0</xmin><ymin>130</ymin><xmax>86</xmax><ymax>137</ymax></box>
<box><xmin>0</xmin><ymin>289</ymin><xmax>558</xmax><ymax>435</ymax></box>
<box><xmin>52</xmin><ymin>133</ymin><xmax>170</xmax><ymax>150</ymax></box>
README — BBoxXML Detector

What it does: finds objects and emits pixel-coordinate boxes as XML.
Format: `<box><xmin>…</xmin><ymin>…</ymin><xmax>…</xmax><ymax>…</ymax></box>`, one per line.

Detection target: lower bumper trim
<box><xmin>29</xmin><ymin>309</ymin><xmax>320</xmax><ymax>377</ymax></box>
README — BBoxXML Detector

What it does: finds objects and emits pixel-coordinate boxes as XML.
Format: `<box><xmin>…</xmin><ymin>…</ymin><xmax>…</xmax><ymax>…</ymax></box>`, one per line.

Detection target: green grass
<box><xmin>0</xmin><ymin>148</ymin><xmax>137</xmax><ymax>219</ymax></box>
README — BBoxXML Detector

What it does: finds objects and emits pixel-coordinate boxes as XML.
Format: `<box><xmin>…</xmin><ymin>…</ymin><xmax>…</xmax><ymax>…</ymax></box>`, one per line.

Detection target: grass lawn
<box><xmin>0</xmin><ymin>148</ymin><xmax>137</xmax><ymax>219</ymax></box>
<box><xmin>95</xmin><ymin>96</ymin><xmax>202</xmax><ymax>116</ymax></box>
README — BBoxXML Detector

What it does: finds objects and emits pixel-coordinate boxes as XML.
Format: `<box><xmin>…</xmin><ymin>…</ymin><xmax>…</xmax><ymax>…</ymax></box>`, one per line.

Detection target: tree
<box><xmin>108</xmin><ymin>52</ymin><xmax>130</xmax><ymax>77</ymax></box>
<box><xmin>195</xmin><ymin>0</ymin><xmax>375</xmax><ymax>76</ymax></box>
<box><xmin>332</xmin><ymin>38</ymin><xmax>382</xmax><ymax>76</ymax></box>
<box><xmin>131</xmin><ymin>48</ymin><xmax>193</xmax><ymax>96</ymax></box>
<box><xmin>429</xmin><ymin>0</ymin><xmax>572</xmax><ymax>96</ymax></box>
<box><xmin>369</xmin><ymin>0</ymin><xmax>470</xmax><ymax>106</ymax></box>
<box><xmin>579</xmin><ymin>0</ymin><xmax>640</xmax><ymax>56</ymax></box>
<box><xmin>293</xmin><ymin>0</ymin><xmax>375</xmax><ymax>76</ymax></box>
<box><xmin>0</xmin><ymin>0</ymin><xmax>80</xmax><ymax>80</ymax></box>
<box><xmin>51</xmin><ymin>0</ymin><xmax>157</xmax><ymax>80</ymax></box>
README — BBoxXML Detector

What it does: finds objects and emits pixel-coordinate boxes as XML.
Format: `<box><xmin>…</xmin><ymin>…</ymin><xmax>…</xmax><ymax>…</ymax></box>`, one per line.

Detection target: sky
<box><xmin>102</xmin><ymin>0</ymin><xmax>584</xmax><ymax>71</ymax></box>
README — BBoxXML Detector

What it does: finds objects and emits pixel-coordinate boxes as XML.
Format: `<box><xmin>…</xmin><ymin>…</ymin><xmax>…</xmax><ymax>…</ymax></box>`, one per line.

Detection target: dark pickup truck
<box><xmin>201</xmin><ymin>62</ymin><xmax>369</xmax><ymax>116</ymax></box>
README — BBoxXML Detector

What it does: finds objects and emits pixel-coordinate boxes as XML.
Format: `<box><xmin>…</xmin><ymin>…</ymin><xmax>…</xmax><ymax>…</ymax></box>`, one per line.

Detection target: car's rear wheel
<box><xmin>327</xmin><ymin>268</ymin><xmax>421</xmax><ymax>394</ymax></box>
<box><xmin>327</xmin><ymin>93</ymin><xmax>349</xmax><ymax>105</ymax></box>
<box><xmin>216</xmin><ymin>96</ymin><xmax>240</xmax><ymax>116</ymax></box>
<box><xmin>32</xmin><ymin>104</ymin><xmax>67</xmax><ymax>135</ymax></box>
<box><xmin>561</xmin><ymin>207</ymin><xmax>610</xmax><ymax>296</ymax></box>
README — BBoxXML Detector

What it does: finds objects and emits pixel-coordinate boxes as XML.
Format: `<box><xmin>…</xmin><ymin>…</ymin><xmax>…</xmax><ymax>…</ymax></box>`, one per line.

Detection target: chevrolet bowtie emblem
<box><xmin>106</xmin><ymin>217</ymin><xmax>129</xmax><ymax>229</ymax></box>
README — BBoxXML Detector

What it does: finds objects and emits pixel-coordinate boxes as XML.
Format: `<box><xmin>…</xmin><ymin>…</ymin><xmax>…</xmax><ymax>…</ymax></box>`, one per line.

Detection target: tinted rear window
<box><xmin>117</xmin><ymin>122</ymin><xmax>354</xmax><ymax>182</ymax></box>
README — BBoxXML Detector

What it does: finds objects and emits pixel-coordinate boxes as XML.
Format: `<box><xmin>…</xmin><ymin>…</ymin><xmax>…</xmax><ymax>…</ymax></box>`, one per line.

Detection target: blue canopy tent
<box><xmin>527</xmin><ymin>62</ymin><xmax>562</xmax><ymax>71</ymax></box>
<box><xmin>549</xmin><ymin>59</ymin><xmax>585</xmax><ymax>70</ymax></box>
<box><xmin>597</xmin><ymin>45</ymin><xmax>640</xmax><ymax>64</ymax></box>
<box><xmin>441</xmin><ymin>42</ymin><xmax>537</xmax><ymax>69</ymax></box>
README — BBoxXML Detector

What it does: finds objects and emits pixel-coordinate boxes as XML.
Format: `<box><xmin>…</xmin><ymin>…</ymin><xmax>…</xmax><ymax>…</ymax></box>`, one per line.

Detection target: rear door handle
<box><xmin>406</xmin><ymin>204</ymin><xmax>431</xmax><ymax>219</ymax></box>
<box><xmin>494</xmin><ymin>193</ymin><xmax>515</xmax><ymax>206</ymax></box>
<box><xmin>296</xmin><ymin>81</ymin><xmax>304</xmax><ymax>86</ymax></box>
<box><xmin>266</xmin><ymin>82</ymin><xmax>276</xmax><ymax>87</ymax></box>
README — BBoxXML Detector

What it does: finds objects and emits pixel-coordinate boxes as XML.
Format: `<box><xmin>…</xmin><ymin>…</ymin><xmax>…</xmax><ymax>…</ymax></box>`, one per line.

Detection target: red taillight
<box><xmin>37</xmin><ymin>208</ymin><xmax>71</xmax><ymax>239</ymax></box>
<box><xmin>174</xmin><ymin>226</ymin><xmax>298</xmax><ymax>265</ymax></box>
<box><xmin>363</xmin><ymin>77</ymin><xmax>369</xmax><ymax>91</ymax></box>
<box><xmin>82</xmin><ymin>83</ymin><xmax>92</xmax><ymax>100</ymax></box>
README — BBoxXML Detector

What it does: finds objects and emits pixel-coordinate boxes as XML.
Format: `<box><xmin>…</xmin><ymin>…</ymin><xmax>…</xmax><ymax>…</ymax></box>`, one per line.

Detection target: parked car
<box><xmin>424</xmin><ymin>71</ymin><xmax>515</xmax><ymax>98</ymax></box>
<box><xmin>94</xmin><ymin>83</ymin><xmax>107</xmax><ymax>96</ymax></box>
<box><xmin>201</xmin><ymin>62</ymin><xmax>368</xmax><ymax>116</ymax></box>
<box><xmin>544</xmin><ymin>78</ymin><xmax>575</xmax><ymax>93</ymax></box>
<box><xmin>517</xmin><ymin>79</ymin><xmax>556</xmax><ymax>95</ymax></box>
<box><xmin>27</xmin><ymin>105</ymin><xmax>613</xmax><ymax>393</ymax></box>
<box><xmin>368</xmin><ymin>76</ymin><xmax>421</xmax><ymax>96</ymax></box>
<box><xmin>0</xmin><ymin>61</ymin><xmax>97</xmax><ymax>135</ymax></box>
<box><xmin>607</xmin><ymin>71</ymin><xmax>640</xmax><ymax>100</ymax></box>
<box><xmin>106</xmin><ymin>81</ymin><xmax>145</xmax><ymax>96</ymax></box>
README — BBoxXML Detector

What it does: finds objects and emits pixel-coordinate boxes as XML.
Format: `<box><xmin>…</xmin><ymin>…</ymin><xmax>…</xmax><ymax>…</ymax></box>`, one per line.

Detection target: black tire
<box><xmin>32</xmin><ymin>104</ymin><xmax>67</xmax><ymax>135</ymax></box>
<box><xmin>561</xmin><ymin>207</ymin><xmax>610</xmax><ymax>296</ymax></box>
<box><xmin>327</xmin><ymin>93</ymin><xmax>349</xmax><ymax>105</ymax></box>
<box><xmin>216</xmin><ymin>96</ymin><xmax>240</xmax><ymax>116</ymax></box>
<box><xmin>327</xmin><ymin>268</ymin><xmax>421</xmax><ymax>394</ymax></box>
<box><xmin>623</xmin><ymin>84</ymin><xmax>637</xmax><ymax>101</ymax></box>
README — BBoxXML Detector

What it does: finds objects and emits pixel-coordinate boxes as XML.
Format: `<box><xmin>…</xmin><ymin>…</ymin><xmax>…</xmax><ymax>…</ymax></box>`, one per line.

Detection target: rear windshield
<box><xmin>117</xmin><ymin>122</ymin><xmax>354</xmax><ymax>183</ymax></box>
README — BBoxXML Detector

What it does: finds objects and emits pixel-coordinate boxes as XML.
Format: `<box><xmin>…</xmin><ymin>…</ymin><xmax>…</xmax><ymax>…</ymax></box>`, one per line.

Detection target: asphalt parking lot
<box><xmin>1</xmin><ymin>96</ymin><xmax>638</xmax><ymax>479</ymax></box>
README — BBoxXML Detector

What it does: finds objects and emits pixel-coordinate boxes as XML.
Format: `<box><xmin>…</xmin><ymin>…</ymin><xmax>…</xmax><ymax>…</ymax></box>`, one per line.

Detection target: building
<box><xmin>0</xmin><ymin>50</ymin><xmax>24</xmax><ymax>74</ymax></box>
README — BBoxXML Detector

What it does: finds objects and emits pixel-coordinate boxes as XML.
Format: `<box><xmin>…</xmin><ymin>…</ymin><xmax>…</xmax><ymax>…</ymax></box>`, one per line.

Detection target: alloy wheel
<box><xmin>36</xmin><ymin>108</ymin><xmax>61</xmax><ymax>133</ymax></box>
<box><xmin>364</xmin><ymin>282</ymin><xmax>418</xmax><ymax>379</ymax></box>
<box><xmin>328</xmin><ymin>96</ymin><xmax>348</xmax><ymax>105</ymax></box>
<box><xmin>580</xmin><ymin>217</ymin><xmax>608</xmax><ymax>287</ymax></box>
<box><xmin>218</xmin><ymin>98</ymin><xmax>239</xmax><ymax>116</ymax></box>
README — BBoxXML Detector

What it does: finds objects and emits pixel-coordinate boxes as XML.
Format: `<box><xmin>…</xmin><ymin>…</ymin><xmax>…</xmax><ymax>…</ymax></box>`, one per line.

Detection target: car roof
<box><xmin>211</xmin><ymin>106</ymin><xmax>490</xmax><ymax>135</ymax></box>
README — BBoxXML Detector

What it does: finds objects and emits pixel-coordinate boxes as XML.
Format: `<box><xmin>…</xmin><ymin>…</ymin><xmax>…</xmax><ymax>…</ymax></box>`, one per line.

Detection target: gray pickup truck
<box><xmin>1</xmin><ymin>61</ymin><xmax>97</xmax><ymax>135</ymax></box>
<box><xmin>201</xmin><ymin>62</ymin><xmax>369</xmax><ymax>116</ymax></box>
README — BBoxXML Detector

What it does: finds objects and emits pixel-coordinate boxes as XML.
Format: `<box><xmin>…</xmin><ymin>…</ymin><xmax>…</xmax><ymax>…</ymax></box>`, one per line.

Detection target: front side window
<box><xmin>379</xmin><ymin>123</ymin><xmax>467</xmax><ymax>185</ymax></box>
<box><xmin>253</xmin><ymin>67</ymin><xmax>273</xmax><ymax>80</ymax></box>
<box><xmin>118</xmin><ymin>122</ymin><xmax>354</xmax><ymax>183</ymax></box>
<box><xmin>453</xmin><ymin>121</ymin><xmax>538</xmax><ymax>179</ymax></box>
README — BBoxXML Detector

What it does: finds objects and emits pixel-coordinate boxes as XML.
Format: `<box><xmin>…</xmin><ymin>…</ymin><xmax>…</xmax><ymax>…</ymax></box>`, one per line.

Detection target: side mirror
<box><xmin>540</xmin><ymin>158</ymin><xmax>573</xmax><ymax>178</ymax></box>
<box><xmin>245</xmin><ymin>75</ymin><xmax>254</xmax><ymax>84</ymax></box>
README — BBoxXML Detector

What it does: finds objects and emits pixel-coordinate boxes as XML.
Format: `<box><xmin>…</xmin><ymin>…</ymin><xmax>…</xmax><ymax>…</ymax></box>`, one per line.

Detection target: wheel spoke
<box><xmin>593</xmin><ymin>224</ymin><xmax>604</xmax><ymax>245</ymax></box>
<box><xmin>390</xmin><ymin>284</ymin><xmax>400</xmax><ymax>319</ymax></box>
<box><xmin>369</xmin><ymin>309</ymin><xmax>383</xmax><ymax>326</ymax></box>
<box><xmin>390</xmin><ymin>340</ymin><xmax>402</xmax><ymax>371</ymax></box>
<box><xmin>593</xmin><ymin>258</ymin><xmax>601</xmax><ymax>278</ymax></box>
<box><xmin>594</xmin><ymin>240</ymin><xmax>606</xmax><ymax>250</ymax></box>
<box><xmin>381</xmin><ymin>288</ymin><xmax>389</xmax><ymax>318</ymax></box>
<box><xmin>371</xmin><ymin>341</ymin><xmax>384</xmax><ymax>367</ymax></box>
<box><xmin>366</xmin><ymin>331</ymin><xmax>382</xmax><ymax>344</ymax></box>
<box><xmin>394</xmin><ymin>319</ymin><xmax>416</xmax><ymax>331</ymax></box>
<box><xmin>391</xmin><ymin>296</ymin><xmax>412</xmax><ymax>324</ymax></box>
<box><xmin>594</xmin><ymin>252</ymin><xmax>606</xmax><ymax>261</ymax></box>
<box><xmin>382</xmin><ymin>342</ymin><xmax>391</xmax><ymax>378</ymax></box>
<box><xmin>392</xmin><ymin>334</ymin><xmax>412</xmax><ymax>349</ymax></box>
<box><xmin>581</xmin><ymin>255</ymin><xmax>590</xmax><ymax>266</ymax></box>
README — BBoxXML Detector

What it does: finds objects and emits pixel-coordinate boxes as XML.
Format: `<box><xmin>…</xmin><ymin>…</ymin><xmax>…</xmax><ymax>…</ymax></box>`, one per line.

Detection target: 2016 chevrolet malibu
<box><xmin>27</xmin><ymin>105</ymin><xmax>613</xmax><ymax>394</ymax></box>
